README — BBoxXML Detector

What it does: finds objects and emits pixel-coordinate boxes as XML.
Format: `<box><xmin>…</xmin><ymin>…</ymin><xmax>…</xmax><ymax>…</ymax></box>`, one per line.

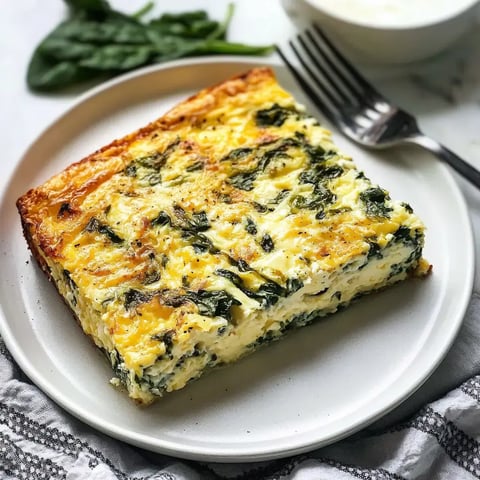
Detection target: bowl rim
<box><xmin>303</xmin><ymin>0</ymin><xmax>480</xmax><ymax>31</ymax></box>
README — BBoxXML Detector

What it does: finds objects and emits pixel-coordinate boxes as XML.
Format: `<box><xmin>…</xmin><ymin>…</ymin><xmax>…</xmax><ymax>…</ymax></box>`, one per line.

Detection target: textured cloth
<box><xmin>2</xmin><ymin>333</ymin><xmax>480</xmax><ymax>480</ymax></box>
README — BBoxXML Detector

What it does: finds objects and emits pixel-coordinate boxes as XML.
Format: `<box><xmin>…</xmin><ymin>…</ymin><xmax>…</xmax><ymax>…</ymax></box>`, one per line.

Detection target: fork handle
<box><xmin>408</xmin><ymin>134</ymin><xmax>480</xmax><ymax>189</ymax></box>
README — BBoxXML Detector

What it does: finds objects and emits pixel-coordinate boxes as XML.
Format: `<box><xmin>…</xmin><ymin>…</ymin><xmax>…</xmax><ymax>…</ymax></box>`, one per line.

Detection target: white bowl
<box><xmin>284</xmin><ymin>0</ymin><xmax>480</xmax><ymax>64</ymax></box>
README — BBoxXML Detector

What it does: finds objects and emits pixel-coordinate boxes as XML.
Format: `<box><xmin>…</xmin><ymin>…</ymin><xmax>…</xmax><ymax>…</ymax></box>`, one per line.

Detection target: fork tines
<box><xmin>276</xmin><ymin>25</ymin><xmax>385</xmax><ymax>123</ymax></box>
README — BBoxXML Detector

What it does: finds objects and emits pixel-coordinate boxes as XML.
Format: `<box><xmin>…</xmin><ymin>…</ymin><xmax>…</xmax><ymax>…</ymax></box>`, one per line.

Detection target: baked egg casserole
<box><xmin>17</xmin><ymin>68</ymin><xmax>430</xmax><ymax>405</ymax></box>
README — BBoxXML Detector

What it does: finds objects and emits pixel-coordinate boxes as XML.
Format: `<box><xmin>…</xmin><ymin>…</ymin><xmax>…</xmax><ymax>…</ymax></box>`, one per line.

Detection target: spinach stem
<box><xmin>198</xmin><ymin>40</ymin><xmax>274</xmax><ymax>55</ymax></box>
<box><xmin>132</xmin><ymin>1</ymin><xmax>155</xmax><ymax>20</ymax></box>
<box><xmin>208</xmin><ymin>2</ymin><xmax>235</xmax><ymax>40</ymax></box>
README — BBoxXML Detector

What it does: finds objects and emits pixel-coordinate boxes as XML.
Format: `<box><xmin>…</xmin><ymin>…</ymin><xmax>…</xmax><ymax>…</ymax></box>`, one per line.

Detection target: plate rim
<box><xmin>0</xmin><ymin>55</ymin><xmax>475</xmax><ymax>462</ymax></box>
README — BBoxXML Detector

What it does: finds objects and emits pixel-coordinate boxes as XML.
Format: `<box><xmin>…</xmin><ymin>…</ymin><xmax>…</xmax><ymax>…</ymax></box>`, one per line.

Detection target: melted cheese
<box><xmin>17</xmin><ymin>68</ymin><xmax>429</xmax><ymax>404</ymax></box>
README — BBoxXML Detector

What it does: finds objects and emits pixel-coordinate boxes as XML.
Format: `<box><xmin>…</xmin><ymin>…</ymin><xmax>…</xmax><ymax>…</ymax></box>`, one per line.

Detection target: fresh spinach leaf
<box><xmin>27</xmin><ymin>48</ymin><xmax>94</xmax><ymax>91</ymax></box>
<box><xmin>27</xmin><ymin>1</ymin><xmax>273</xmax><ymax>92</ymax></box>
<box><xmin>65</xmin><ymin>0</ymin><xmax>111</xmax><ymax>18</ymax></box>
<box><xmin>38</xmin><ymin>36</ymin><xmax>96</xmax><ymax>61</ymax></box>
<box><xmin>80</xmin><ymin>44</ymin><xmax>153</xmax><ymax>70</ymax></box>
<box><xmin>52</xmin><ymin>19</ymin><xmax>149</xmax><ymax>44</ymax></box>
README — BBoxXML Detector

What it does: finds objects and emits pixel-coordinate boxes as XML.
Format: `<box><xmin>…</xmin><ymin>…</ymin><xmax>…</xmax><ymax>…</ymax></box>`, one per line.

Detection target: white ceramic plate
<box><xmin>0</xmin><ymin>57</ymin><xmax>474</xmax><ymax>462</ymax></box>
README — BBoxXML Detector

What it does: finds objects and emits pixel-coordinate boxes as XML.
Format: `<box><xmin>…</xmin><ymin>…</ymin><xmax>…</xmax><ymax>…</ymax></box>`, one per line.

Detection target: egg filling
<box><xmin>17</xmin><ymin>68</ymin><xmax>429</xmax><ymax>404</ymax></box>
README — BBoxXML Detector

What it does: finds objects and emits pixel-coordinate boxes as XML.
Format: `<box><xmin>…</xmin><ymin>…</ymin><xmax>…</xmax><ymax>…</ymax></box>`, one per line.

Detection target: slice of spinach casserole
<box><xmin>17</xmin><ymin>68</ymin><xmax>430</xmax><ymax>404</ymax></box>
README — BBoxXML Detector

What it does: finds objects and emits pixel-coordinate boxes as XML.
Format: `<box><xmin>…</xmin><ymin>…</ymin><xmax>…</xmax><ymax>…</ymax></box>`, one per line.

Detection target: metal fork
<box><xmin>276</xmin><ymin>25</ymin><xmax>480</xmax><ymax>189</ymax></box>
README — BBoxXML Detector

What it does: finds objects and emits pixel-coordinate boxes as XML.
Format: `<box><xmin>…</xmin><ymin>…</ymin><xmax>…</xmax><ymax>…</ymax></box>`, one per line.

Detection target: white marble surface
<box><xmin>1</xmin><ymin>0</ymin><xmax>480</xmax><ymax>439</ymax></box>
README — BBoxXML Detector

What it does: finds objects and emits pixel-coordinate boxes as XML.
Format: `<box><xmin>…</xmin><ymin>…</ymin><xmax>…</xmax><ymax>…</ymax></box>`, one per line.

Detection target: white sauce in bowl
<box><xmin>309</xmin><ymin>0</ymin><xmax>477</xmax><ymax>27</ymax></box>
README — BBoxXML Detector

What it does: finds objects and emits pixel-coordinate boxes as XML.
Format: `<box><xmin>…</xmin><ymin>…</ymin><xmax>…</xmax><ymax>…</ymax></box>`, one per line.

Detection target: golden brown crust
<box><xmin>16</xmin><ymin>67</ymin><xmax>276</xmax><ymax>261</ymax></box>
